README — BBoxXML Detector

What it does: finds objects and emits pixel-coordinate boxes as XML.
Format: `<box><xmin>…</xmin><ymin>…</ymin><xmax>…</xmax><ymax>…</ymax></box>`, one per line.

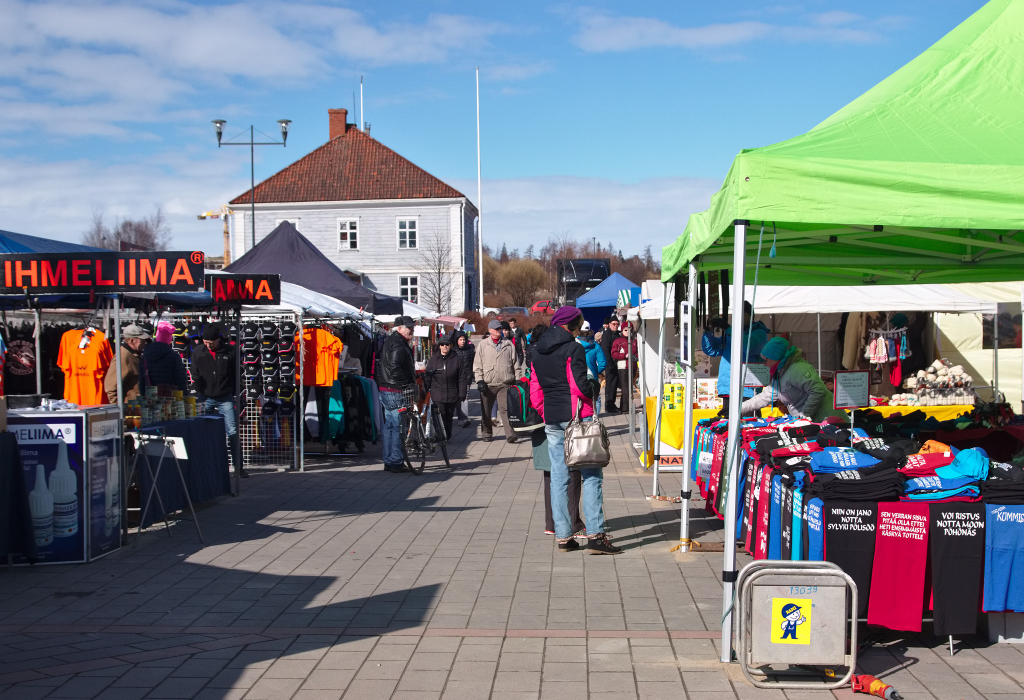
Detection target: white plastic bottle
<box><xmin>49</xmin><ymin>442</ymin><xmax>79</xmax><ymax>538</ymax></box>
<box><xmin>29</xmin><ymin>463</ymin><xmax>53</xmax><ymax>547</ymax></box>
<box><xmin>104</xmin><ymin>457</ymin><xmax>120</xmax><ymax>536</ymax></box>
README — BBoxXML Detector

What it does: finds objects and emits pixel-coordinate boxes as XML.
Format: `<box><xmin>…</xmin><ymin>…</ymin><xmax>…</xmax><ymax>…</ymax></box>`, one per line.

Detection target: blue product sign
<box><xmin>88</xmin><ymin>414</ymin><xmax>122</xmax><ymax>559</ymax></box>
<box><xmin>10</xmin><ymin>415</ymin><xmax>87</xmax><ymax>564</ymax></box>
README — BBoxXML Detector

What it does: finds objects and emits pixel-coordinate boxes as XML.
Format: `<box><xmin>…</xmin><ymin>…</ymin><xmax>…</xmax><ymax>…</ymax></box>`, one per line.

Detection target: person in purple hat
<box><xmin>530</xmin><ymin>305</ymin><xmax>621</xmax><ymax>555</ymax></box>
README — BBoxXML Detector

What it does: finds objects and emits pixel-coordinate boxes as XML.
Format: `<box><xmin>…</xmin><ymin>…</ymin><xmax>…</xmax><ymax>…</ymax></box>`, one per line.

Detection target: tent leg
<box><xmin>34</xmin><ymin>308</ymin><xmax>42</xmax><ymax>395</ymax></box>
<box><xmin>993</xmin><ymin>311</ymin><xmax>1000</xmax><ymax>400</ymax></box>
<box><xmin>816</xmin><ymin>313</ymin><xmax>822</xmax><ymax>374</ymax></box>
<box><xmin>680</xmin><ymin>261</ymin><xmax>698</xmax><ymax>551</ymax></box>
<box><xmin>651</xmin><ymin>282</ymin><xmax>671</xmax><ymax>498</ymax></box>
<box><xmin>720</xmin><ymin>221</ymin><xmax>747</xmax><ymax>663</ymax></box>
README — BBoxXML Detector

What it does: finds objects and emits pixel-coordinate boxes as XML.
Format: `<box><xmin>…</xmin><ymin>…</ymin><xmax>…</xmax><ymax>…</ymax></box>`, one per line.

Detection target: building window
<box><xmin>399</xmin><ymin>275</ymin><xmax>419</xmax><ymax>303</ymax></box>
<box><xmin>338</xmin><ymin>220</ymin><xmax>358</xmax><ymax>250</ymax></box>
<box><xmin>398</xmin><ymin>219</ymin><xmax>417</xmax><ymax>249</ymax></box>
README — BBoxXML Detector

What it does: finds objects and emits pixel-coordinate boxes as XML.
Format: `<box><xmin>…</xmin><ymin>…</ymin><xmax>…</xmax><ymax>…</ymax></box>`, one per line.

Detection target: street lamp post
<box><xmin>212</xmin><ymin>119</ymin><xmax>291</xmax><ymax>251</ymax></box>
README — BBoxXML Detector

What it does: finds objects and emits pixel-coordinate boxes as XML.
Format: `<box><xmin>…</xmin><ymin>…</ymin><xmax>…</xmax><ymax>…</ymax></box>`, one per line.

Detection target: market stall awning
<box><xmin>0</xmin><ymin>229</ymin><xmax>105</xmax><ymax>254</ymax></box>
<box><xmin>576</xmin><ymin>272</ymin><xmax>640</xmax><ymax>308</ymax></box>
<box><xmin>662</xmin><ymin>0</ymin><xmax>1024</xmax><ymax>286</ymax></box>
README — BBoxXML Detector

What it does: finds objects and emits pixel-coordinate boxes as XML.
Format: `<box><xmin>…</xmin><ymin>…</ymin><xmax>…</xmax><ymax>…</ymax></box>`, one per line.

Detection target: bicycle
<box><xmin>398</xmin><ymin>379</ymin><xmax>451</xmax><ymax>475</ymax></box>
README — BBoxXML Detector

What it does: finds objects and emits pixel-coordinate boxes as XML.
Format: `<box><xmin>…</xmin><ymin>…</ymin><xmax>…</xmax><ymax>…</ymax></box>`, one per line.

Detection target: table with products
<box><xmin>133</xmin><ymin>416</ymin><xmax>231</xmax><ymax>528</ymax></box>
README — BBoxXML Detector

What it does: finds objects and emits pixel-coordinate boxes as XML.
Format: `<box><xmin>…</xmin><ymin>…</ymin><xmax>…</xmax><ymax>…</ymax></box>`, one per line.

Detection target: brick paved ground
<box><xmin>2</xmin><ymin>411</ymin><xmax>1023</xmax><ymax>699</ymax></box>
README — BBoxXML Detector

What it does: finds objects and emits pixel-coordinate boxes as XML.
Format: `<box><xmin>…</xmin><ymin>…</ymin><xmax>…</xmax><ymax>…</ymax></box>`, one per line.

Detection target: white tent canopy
<box><xmin>639</xmin><ymin>281</ymin><xmax>997</xmax><ymax>318</ymax></box>
<box><xmin>243</xmin><ymin>281</ymin><xmax>373</xmax><ymax>320</ymax></box>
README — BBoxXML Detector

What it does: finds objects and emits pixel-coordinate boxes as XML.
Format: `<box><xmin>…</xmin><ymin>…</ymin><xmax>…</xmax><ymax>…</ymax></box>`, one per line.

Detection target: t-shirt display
<box><xmin>57</xmin><ymin>328</ymin><xmax>114</xmax><ymax>406</ymax></box>
<box><xmin>929</xmin><ymin>502</ymin><xmax>986</xmax><ymax>636</ymax></box>
<box><xmin>867</xmin><ymin>502</ymin><xmax>930</xmax><ymax>632</ymax></box>
<box><xmin>301</xmin><ymin>328</ymin><xmax>343</xmax><ymax>386</ymax></box>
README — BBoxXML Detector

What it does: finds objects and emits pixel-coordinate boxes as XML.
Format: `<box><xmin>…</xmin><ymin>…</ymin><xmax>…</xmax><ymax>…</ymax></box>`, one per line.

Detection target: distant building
<box><xmin>228</xmin><ymin>108</ymin><xmax>479</xmax><ymax>313</ymax></box>
<box><xmin>204</xmin><ymin>256</ymin><xmax>225</xmax><ymax>270</ymax></box>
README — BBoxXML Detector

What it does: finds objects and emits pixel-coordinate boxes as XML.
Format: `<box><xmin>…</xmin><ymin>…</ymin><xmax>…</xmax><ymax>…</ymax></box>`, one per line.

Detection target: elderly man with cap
<box><xmin>192</xmin><ymin>322</ymin><xmax>243</xmax><ymax>476</ymax></box>
<box><xmin>378</xmin><ymin>316</ymin><xmax>417</xmax><ymax>472</ymax></box>
<box><xmin>104</xmin><ymin>323</ymin><xmax>149</xmax><ymax>403</ymax></box>
<box><xmin>474</xmin><ymin>318</ymin><xmax>524</xmax><ymax>443</ymax></box>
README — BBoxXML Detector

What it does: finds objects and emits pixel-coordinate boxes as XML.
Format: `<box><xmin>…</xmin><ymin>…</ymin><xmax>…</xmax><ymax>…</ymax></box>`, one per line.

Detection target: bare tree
<box><xmin>82</xmin><ymin>209</ymin><xmax>172</xmax><ymax>250</ymax></box>
<box><xmin>483</xmin><ymin>253</ymin><xmax>500</xmax><ymax>294</ymax></box>
<box><xmin>523</xmin><ymin>244</ymin><xmax>535</xmax><ymax>259</ymax></box>
<box><xmin>417</xmin><ymin>228</ymin><xmax>457</xmax><ymax>314</ymax></box>
<box><xmin>497</xmin><ymin>258</ymin><xmax>548</xmax><ymax>307</ymax></box>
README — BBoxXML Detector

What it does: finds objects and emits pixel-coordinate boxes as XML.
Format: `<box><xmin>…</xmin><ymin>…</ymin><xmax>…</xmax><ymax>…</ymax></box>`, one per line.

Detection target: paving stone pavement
<box><xmin>2</xmin><ymin>410</ymin><xmax>1023</xmax><ymax>699</ymax></box>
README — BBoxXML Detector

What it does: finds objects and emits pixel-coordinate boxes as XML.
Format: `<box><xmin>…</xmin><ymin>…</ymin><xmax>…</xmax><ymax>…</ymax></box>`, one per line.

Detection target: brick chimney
<box><xmin>328</xmin><ymin>108</ymin><xmax>348</xmax><ymax>139</ymax></box>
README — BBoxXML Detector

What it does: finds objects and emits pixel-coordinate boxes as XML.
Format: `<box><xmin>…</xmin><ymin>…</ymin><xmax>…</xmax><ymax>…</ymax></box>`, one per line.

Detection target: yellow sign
<box><xmin>771</xmin><ymin>598</ymin><xmax>811</xmax><ymax>645</ymax></box>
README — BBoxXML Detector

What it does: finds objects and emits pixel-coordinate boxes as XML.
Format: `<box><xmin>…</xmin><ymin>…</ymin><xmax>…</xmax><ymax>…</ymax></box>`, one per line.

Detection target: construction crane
<box><xmin>197</xmin><ymin>205</ymin><xmax>233</xmax><ymax>266</ymax></box>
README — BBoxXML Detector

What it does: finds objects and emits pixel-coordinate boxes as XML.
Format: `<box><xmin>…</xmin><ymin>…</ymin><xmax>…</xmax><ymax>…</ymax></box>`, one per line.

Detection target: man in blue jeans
<box><xmin>532</xmin><ymin>306</ymin><xmax>621</xmax><ymax>555</ymax></box>
<box><xmin>377</xmin><ymin>316</ymin><xmax>416</xmax><ymax>473</ymax></box>
<box><xmin>192</xmin><ymin>323</ymin><xmax>244</xmax><ymax>477</ymax></box>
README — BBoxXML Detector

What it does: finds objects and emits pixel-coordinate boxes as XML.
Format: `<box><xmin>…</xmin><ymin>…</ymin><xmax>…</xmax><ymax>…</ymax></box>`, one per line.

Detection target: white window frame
<box><xmin>337</xmin><ymin>218</ymin><xmax>359</xmax><ymax>251</ymax></box>
<box><xmin>275</xmin><ymin>218</ymin><xmax>301</xmax><ymax>227</ymax></box>
<box><xmin>397</xmin><ymin>218</ymin><xmax>418</xmax><ymax>250</ymax></box>
<box><xmin>399</xmin><ymin>274</ymin><xmax>419</xmax><ymax>303</ymax></box>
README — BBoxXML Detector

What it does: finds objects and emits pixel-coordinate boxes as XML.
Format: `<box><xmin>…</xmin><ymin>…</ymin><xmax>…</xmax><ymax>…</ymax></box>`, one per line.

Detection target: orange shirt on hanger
<box><xmin>58</xmin><ymin>328</ymin><xmax>114</xmax><ymax>405</ymax></box>
<box><xmin>300</xmin><ymin>328</ymin><xmax>343</xmax><ymax>386</ymax></box>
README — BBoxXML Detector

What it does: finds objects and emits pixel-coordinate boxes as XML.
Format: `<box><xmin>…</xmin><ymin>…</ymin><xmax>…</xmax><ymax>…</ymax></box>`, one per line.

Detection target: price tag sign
<box><xmin>834</xmin><ymin>370</ymin><xmax>870</xmax><ymax>409</ymax></box>
<box><xmin>679</xmin><ymin>300</ymin><xmax>692</xmax><ymax>366</ymax></box>
<box><xmin>697</xmin><ymin>451</ymin><xmax>714</xmax><ymax>480</ymax></box>
<box><xmin>744</xmin><ymin>363</ymin><xmax>772</xmax><ymax>387</ymax></box>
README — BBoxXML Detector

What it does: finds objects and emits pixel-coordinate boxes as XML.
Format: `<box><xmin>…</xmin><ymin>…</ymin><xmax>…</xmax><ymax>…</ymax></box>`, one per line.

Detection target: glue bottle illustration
<box><xmin>29</xmin><ymin>463</ymin><xmax>54</xmax><ymax>547</ymax></box>
<box><xmin>49</xmin><ymin>442</ymin><xmax>79</xmax><ymax>538</ymax></box>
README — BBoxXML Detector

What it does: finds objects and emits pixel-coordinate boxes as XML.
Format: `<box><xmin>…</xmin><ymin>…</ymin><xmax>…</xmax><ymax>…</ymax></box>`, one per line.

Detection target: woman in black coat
<box><xmin>452</xmin><ymin>329</ymin><xmax>475</xmax><ymax>427</ymax></box>
<box><xmin>425</xmin><ymin>334</ymin><xmax>469</xmax><ymax>439</ymax></box>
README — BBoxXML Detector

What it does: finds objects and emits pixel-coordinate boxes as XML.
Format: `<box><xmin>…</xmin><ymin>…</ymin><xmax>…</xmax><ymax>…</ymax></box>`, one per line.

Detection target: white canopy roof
<box><xmin>638</xmin><ymin>280</ymin><xmax>1003</xmax><ymax>318</ymax></box>
<box><xmin>242</xmin><ymin>281</ymin><xmax>373</xmax><ymax>320</ymax></box>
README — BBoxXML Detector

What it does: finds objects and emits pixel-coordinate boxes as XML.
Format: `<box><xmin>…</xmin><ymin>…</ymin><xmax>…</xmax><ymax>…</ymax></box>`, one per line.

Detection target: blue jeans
<box><xmin>546</xmin><ymin>421</ymin><xmax>605</xmax><ymax>539</ymax></box>
<box><xmin>380</xmin><ymin>390</ymin><xmax>405</xmax><ymax>468</ymax></box>
<box><xmin>203</xmin><ymin>397</ymin><xmax>236</xmax><ymax>437</ymax></box>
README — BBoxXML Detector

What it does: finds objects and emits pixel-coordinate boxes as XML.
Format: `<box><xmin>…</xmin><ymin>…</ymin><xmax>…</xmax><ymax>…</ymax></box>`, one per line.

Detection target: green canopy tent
<box><xmin>652</xmin><ymin>0</ymin><xmax>1024</xmax><ymax>665</ymax></box>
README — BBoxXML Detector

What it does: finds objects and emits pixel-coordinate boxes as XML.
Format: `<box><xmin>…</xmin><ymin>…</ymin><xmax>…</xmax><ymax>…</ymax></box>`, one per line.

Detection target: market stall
<box><xmin>657</xmin><ymin>0</ymin><xmax>1024</xmax><ymax>659</ymax></box>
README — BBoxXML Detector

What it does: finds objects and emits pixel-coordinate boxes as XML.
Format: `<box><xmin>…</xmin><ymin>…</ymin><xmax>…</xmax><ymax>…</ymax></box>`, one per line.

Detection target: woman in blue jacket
<box><xmin>701</xmin><ymin>301</ymin><xmax>769</xmax><ymax>409</ymax></box>
<box><xmin>577</xmin><ymin>322</ymin><xmax>606</xmax><ymax>415</ymax></box>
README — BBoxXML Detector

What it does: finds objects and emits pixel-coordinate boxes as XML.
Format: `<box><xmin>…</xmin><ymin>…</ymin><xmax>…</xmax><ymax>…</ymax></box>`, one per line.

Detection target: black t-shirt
<box><xmin>3</xmin><ymin>325</ymin><xmax>37</xmax><ymax>395</ymax></box>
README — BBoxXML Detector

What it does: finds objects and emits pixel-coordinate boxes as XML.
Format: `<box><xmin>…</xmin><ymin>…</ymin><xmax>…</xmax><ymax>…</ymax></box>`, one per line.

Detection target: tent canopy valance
<box><xmin>662</xmin><ymin>0</ymin><xmax>1024</xmax><ymax>286</ymax></box>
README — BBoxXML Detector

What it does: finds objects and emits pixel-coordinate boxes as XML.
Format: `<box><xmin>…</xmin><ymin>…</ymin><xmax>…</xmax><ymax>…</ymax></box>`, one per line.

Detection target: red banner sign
<box><xmin>205</xmin><ymin>274</ymin><xmax>281</xmax><ymax>305</ymax></box>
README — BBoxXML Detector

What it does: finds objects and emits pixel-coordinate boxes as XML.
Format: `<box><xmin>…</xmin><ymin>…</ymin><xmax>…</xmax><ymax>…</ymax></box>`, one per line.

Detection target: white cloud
<box><xmin>572</xmin><ymin>9</ymin><xmax>888</xmax><ymax>53</ymax></box>
<box><xmin>485</xmin><ymin>61</ymin><xmax>554</xmax><ymax>81</ymax></box>
<box><xmin>449</xmin><ymin>175</ymin><xmax>720</xmax><ymax>257</ymax></box>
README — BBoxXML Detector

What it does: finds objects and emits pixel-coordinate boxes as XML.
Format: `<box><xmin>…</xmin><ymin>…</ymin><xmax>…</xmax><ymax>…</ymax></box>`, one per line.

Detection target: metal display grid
<box><xmin>129</xmin><ymin>309</ymin><xmax>303</xmax><ymax>474</ymax></box>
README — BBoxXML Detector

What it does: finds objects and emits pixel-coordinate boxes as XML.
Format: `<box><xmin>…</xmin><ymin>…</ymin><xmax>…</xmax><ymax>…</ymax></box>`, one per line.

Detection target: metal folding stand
<box><xmin>127</xmin><ymin>429</ymin><xmax>204</xmax><ymax>546</ymax></box>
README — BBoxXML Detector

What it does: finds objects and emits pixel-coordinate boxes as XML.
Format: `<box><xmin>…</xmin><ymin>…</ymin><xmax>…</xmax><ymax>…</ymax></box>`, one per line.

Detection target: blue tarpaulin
<box><xmin>575</xmin><ymin>272</ymin><xmax>640</xmax><ymax>332</ymax></box>
<box><xmin>0</xmin><ymin>229</ymin><xmax>105</xmax><ymax>254</ymax></box>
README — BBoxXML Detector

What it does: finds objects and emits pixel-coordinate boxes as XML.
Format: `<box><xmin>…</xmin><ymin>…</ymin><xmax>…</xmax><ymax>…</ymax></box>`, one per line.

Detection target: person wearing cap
<box><xmin>138</xmin><ymin>321</ymin><xmax>188</xmax><ymax>397</ymax></box>
<box><xmin>378</xmin><ymin>316</ymin><xmax>417</xmax><ymax>472</ymax></box>
<box><xmin>192</xmin><ymin>323</ymin><xmax>242</xmax><ymax>475</ymax></box>
<box><xmin>740</xmin><ymin>337</ymin><xmax>846</xmax><ymax>422</ymax></box>
<box><xmin>104</xmin><ymin>323</ymin><xmax>149</xmax><ymax>403</ymax></box>
<box><xmin>576</xmin><ymin>321</ymin><xmax>606</xmax><ymax>416</ymax></box>
<box><xmin>531</xmin><ymin>305</ymin><xmax>621</xmax><ymax>555</ymax></box>
<box><xmin>600</xmin><ymin>316</ymin><xmax>622</xmax><ymax>413</ymax></box>
<box><xmin>473</xmin><ymin>319</ymin><xmax>524</xmax><ymax>443</ymax></box>
<box><xmin>425</xmin><ymin>333</ymin><xmax>468</xmax><ymax>440</ymax></box>
<box><xmin>702</xmin><ymin>301</ymin><xmax>769</xmax><ymax>413</ymax></box>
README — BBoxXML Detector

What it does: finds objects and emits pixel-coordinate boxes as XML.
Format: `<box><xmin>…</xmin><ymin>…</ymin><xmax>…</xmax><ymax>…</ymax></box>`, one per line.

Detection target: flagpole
<box><xmin>476</xmin><ymin>67</ymin><xmax>485</xmax><ymax>312</ymax></box>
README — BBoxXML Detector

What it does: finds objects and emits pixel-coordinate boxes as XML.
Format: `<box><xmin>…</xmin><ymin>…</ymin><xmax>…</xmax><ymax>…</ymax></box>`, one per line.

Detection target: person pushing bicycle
<box><xmin>378</xmin><ymin>315</ymin><xmax>417</xmax><ymax>473</ymax></box>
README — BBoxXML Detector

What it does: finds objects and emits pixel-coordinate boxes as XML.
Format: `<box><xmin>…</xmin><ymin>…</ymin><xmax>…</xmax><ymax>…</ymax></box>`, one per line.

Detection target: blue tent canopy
<box><xmin>575</xmin><ymin>272</ymin><xmax>640</xmax><ymax>308</ymax></box>
<box><xmin>0</xmin><ymin>229</ymin><xmax>105</xmax><ymax>254</ymax></box>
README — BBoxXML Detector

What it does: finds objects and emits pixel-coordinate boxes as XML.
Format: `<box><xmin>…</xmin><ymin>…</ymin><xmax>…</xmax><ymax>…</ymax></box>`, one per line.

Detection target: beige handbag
<box><xmin>564</xmin><ymin>399</ymin><xmax>610</xmax><ymax>469</ymax></box>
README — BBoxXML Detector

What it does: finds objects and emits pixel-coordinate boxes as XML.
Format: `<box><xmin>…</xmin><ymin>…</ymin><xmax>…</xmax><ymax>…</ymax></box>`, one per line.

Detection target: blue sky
<box><xmin>0</xmin><ymin>0</ymin><xmax>985</xmax><ymax>257</ymax></box>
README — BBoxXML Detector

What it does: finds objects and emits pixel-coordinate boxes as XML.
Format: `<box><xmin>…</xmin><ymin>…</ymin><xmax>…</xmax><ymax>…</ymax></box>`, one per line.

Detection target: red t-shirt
<box><xmin>867</xmin><ymin>502</ymin><xmax>930</xmax><ymax>631</ymax></box>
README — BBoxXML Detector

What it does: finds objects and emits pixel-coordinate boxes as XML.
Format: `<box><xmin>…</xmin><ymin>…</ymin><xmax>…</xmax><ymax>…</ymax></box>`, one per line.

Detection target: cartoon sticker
<box><xmin>771</xmin><ymin>598</ymin><xmax>811</xmax><ymax>645</ymax></box>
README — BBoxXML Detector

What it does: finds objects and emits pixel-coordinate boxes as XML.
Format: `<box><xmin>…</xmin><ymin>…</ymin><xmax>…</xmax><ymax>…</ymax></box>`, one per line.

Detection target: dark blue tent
<box><xmin>0</xmin><ymin>229</ymin><xmax>105</xmax><ymax>254</ymax></box>
<box><xmin>225</xmin><ymin>221</ymin><xmax>403</xmax><ymax>314</ymax></box>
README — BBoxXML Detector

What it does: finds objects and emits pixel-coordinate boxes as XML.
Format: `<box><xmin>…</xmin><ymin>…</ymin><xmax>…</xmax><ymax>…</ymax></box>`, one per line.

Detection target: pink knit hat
<box><xmin>154</xmin><ymin>321</ymin><xmax>175</xmax><ymax>344</ymax></box>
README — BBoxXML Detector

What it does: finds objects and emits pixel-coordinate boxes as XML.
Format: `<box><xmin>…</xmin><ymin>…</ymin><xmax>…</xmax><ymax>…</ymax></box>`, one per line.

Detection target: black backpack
<box><xmin>507</xmin><ymin>381</ymin><xmax>544</xmax><ymax>433</ymax></box>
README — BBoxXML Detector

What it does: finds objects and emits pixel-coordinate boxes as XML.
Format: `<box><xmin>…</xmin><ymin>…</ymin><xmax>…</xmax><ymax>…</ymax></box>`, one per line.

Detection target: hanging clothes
<box><xmin>2</xmin><ymin>323</ymin><xmax>37</xmax><ymax>395</ymax></box>
<box><xmin>57</xmin><ymin>328</ymin><xmax>113</xmax><ymax>405</ymax></box>
<box><xmin>301</xmin><ymin>327</ymin><xmax>343</xmax><ymax>386</ymax></box>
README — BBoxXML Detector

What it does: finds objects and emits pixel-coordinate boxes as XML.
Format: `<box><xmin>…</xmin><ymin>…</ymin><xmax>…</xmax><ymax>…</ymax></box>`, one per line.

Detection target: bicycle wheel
<box><xmin>402</xmin><ymin>413</ymin><xmax>426</xmax><ymax>475</ymax></box>
<box><xmin>430</xmin><ymin>408</ymin><xmax>451</xmax><ymax>469</ymax></box>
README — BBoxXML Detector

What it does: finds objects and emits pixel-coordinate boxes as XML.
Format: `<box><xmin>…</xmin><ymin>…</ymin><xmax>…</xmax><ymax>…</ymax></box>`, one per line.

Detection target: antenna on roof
<box><xmin>360</xmin><ymin>75</ymin><xmax>364</xmax><ymax>132</ymax></box>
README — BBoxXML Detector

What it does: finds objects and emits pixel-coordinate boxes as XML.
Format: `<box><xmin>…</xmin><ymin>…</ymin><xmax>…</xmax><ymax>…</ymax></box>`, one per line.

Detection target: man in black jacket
<box><xmin>378</xmin><ymin>316</ymin><xmax>416</xmax><ymax>473</ymax></box>
<box><xmin>600</xmin><ymin>316</ymin><xmax>621</xmax><ymax>413</ymax></box>
<box><xmin>192</xmin><ymin>323</ymin><xmax>243</xmax><ymax>477</ymax></box>
<box><xmin>533</xmin><ymin>306</ymin><xmax>620</xmax><ymax>555</ymax></box>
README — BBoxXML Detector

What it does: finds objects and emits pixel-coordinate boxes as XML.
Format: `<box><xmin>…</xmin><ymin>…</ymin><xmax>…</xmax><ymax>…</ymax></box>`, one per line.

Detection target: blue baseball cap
<box><xmin>781</xmin><ymin>603</ymin><xmax>802</xmax><ymax>617</ymax></box>
<box><xmin>935</xmin><ymin>446</ymin><xmax>989</xmax><ymax>481</ymax></box>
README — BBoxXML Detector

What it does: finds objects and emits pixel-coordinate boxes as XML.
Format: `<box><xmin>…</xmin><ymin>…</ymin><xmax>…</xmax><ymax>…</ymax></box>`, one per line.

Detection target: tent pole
<box><xmin>640</xmin><ymin>317</ymin><xmax>650</xmax><ymax>457</ymax></box>
<box><xmin>651</xmin><ymin>282</ymin><xmax>671</xmax><ymax>497</ymax></box>
<box><xmin>33</xmin><ymin>307</ymin><xmax>42</xmax><ymax>395</ymax></box>
<box><xmin>628</xmin><ymin>318</ymin><xmax>635</xmax><ymax>437</ymax></box>
<box><xmin>680</xmin><ymin>260</ymin><xmax>698</xmax><ymax>552</ymax></box>
<box><xmin>721</xmin><ymin>220</ymin><xmax>747</xmax><ymax>663</ymax></box>
<box><xmin>993</xmin><ymin>311</ymin><xmax>1000</xmax><ymax>400</ymax></box>
<box><xmin>816</xmin><ymin>313</ymin><xmax>822</xmax><ymax>374</ymax></box>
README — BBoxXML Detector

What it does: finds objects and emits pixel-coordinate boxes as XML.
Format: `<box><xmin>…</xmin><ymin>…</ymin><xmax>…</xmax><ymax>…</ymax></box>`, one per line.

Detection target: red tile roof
<box><xmin>229</xmin><ymin>125</ymin><xmax>469</xmax><ymax>205</ymax></box>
